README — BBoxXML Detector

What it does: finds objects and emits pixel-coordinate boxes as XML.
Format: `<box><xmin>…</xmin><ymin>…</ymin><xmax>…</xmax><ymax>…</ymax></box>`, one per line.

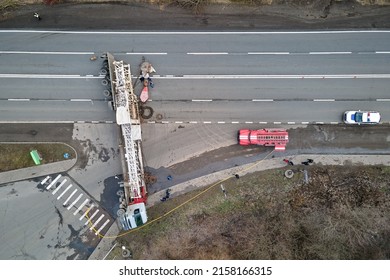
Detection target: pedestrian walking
<box><xmin>34</xmin><ymin>13</ymin><xmax>41</xmax><ymax>20</ymax></box>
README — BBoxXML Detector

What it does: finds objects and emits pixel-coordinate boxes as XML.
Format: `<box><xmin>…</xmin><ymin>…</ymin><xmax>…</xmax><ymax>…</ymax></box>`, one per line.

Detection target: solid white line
<box><xmin>74</xmin><ymin>199</ymin><xmax>89</xmax><ymax>216</ymax></box>
<box><xmin>67</xmin><ymin>194</ymin><xmax>83</xmax><ymax>210</ymax></box>
<box><xmin>57</xmin><ymin>184</ymin><xmax>72</xmax><ymax>200</ymax></box>
<box><xmin>63</xmin><ymin>189</ymin><xmax>78</xmax><ymax>206</ymax></box>
<box><xmin>80</xmin><ymin>204</ymin><xmax>95</xmax><ymax>221</ymax></box>
<box><xmin>2</xmin><ymin>30</ymin><xmax>390</xmax><ymax>35</ymax></box>
<box><xmin>192</xmin><ymin>99</ymin><xmax>212</xmax><ymax>102</ymax></box>
<box><xmin>70</xmin><ymin>99</ymin><xmax>92</xmax><ymax>102</ymax></box>
<box><xmin>377</xmin><ymin>99</ymin><xmax>390</xmax><ymax>101</ymax></box>
<box><xmin>248</xmin><ymin>52</ymin><xmax>289</xmax><ymax>55</ymax></box>
<box><xmin>309</xmin><ymin>52</ymin><xmax>352</xmax><ymax>55</ymax></box>
<box><xmin>46</xmin><ymin>174</ymin><xmax>62</xmax><ymax>190</ymax></box>
<box><xmin>313</xmin><ymin>99</ymin><xmax>335</xmax><ymax>101</ymax></box>
<box><xmin>8</xmin><ymin>98</ymin><xmax>30</xmax><ymax>101</ymax></box>
<box><xmin>0</xmin><ymin>74</ymin><xmax>82</xmax><ymax>79</ymax></box>
<box><xmin>126</xmin><ymin>52</ymin><xmax>167</xmax><ymax>55</ymax></box>
<box><xmin>95</xmin><ymin>219</ymin><xmax>110</xmax><ymax>235</ymax></box>
<box><xmin>172</xmin><ymin>74</ymin><xmax>390</xmax><ymax>79</ymax></box>
<box><xmin>85</xmin><ymin>209</ymin><xmax>99</xmax><ymax>226</ymax></box>
<box><xmin>90</xmin><ymin>214</ymin><xmax>105</xmax><ymax>230</ymax></box>
<box><xmin>187</xmin><ymin>52</ymin><xmax>228</xmax><ymax>55</ymax></box>
<box><xmin>52</xmin><ymin>179</ymin><xmax>67</xmax><ymax>195</ymax></box>
<box><xmin>252</xmin><ymin>99</ymin><xmax>273</xmax><ymax>102</ymax></box>
<box><xmin>41</xmin><ymin>176</ymin><xmax>50</xmax><ymax>185</ymax></box>
<box><xmin>0</xmin><ymin>51</ymin><xmax>94</xmax><ymax>55</ymax></box>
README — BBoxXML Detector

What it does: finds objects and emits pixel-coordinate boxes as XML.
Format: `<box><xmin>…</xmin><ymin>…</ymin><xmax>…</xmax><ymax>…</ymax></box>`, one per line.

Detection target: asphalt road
<box><xmin>0</xmin><ymin>31</ymin><xmax>390</xmax><ymax>123</ymax></box>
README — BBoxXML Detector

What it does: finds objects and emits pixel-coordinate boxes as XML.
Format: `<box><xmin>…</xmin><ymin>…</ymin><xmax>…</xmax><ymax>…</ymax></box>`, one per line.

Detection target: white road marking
<box><xmin>245</xmin><ymin>121</ymin><xmax>253</xmax><ymax>124</ymax></box>
<box><xmin>330</xmin><ymin>122</ymin><xmax>340</xmax><ymax>124</ymax></box>
<box><xmin>161</xmin><ymin>121</ymin><xmax>169</xmax><ymax>124</ymax></box>
<box><xmin>0</xmin><ymin>51</ymin><xmax>94</xmax><ymax>55</ymax></box>
<box><xmin>8</xmin><ymin>99</ymin><xmax>30</xmax><ymax>101</ymax></box>
<box><xmin>248</xmin><ymin>52</ymin><xmax>289</xmax><ymax>55</ymax></box>
<box><xmin>147</xmin><ymin>121</ymin><xmax>156</xmax><ymax>124</ymax></box>
<box><xmin>252</xmin><ymin>99</ymin><xmax>273</xmax><ymax>102</ymax></box>
<box><xmin>232</xmin><ymin>121</ymin><xmax>239</xmax><ymax>124</ymax></box>
<box><xmin>52</xmin><ymin>179</ymin><xmax>67</xmax><ymax>195</ymax></box>
<box><xmin>57</xmin><ymin>184</ymin><xmax>72</xmax><ymax>200</ymax></box>
<box><xmin>273</xmin><ymin>122</ymin><xmax>282</xmax><ymax>124</ymax></box>
<box><xmin>2</xmin><ymin>30</ymin><xmax>389</xmax><ymax>34</ymax></box>
<box><xmin>288</xmin><ymin>122</ymin><xmax>296</xmax><ymax>124</ymax></box>
<box><xmin>80</xmin><ymin>204</ymin><xmax>95</xmax><ymax>221</ymax></box>
<box><xmin>63</xmin><ymin>189</ymin><xmax>78</xmax><ymax>206</ymax></box>
<box><xmin>67</xmin><ymin>194</ymin><xmax>83</xmax><ymax>210</ymax></box>
<box><xmin>377</xmin><ymin>99</ymin><xmax>390</xmax><ymax>101</ymax></box>
<box><xmin>175</xmin><ymin>121</ymin><xmax>183</xmax><ymax>124</ymax></box>
<box><xmin>70</xmin><ymin>99</ymin><xmax>92</xmax><ymax>102</ymax></box>
<box><xmin>187</xmin><ymin>52</ymin><xmax>228</xmax><ymax>55</ymax></box>
<box><xmin>217</xmin><ymin>121</ymin><xmax>226</xmax><ymax>124</ymax></box>
<box><xmin>192</xmin><ymin>99</ymin><xmax>212</xmax><ymax>102</ymax></box>
<box><xmin>41</xmin><ymin>176</ymin><xmax>50</xmax><ymax>185</ymax></box>
<box><xmin>46</xmin><ymin>174</ymin><xmax>62</xmax><ymax>190</ymax></box>
<box><xmin>313</xmin><ymin>99</ymin><xmax>335</xmax><ymax>101</ymax></box>
<box><xmin>316</xmin><ymin>122</ymin><xmax>325</xmax><ymax>124</ymax></box>
<box><xmin>203</xmin><ymin>121</ymin><xmax>212</xmax><ymax>124</ymax></box>
<box><xmin>375</xmin><ymin>51</ymin><xmax>390</xmax><ymax>54</ymax></box>
<box><xmin>126</xmin><ymin>52</ymin><xmax>167</xmax><ymax>55</ymax></box>
<box><xmin>85</xmin><ymin>209</ymin><xmax>99</xmax><ymax>225</ymax></box>
<box><xmin>74</xmin><ymin>199</ymin><xmax>90</xmax><ymax>216</ymax></box>
<box><xmin>95</xmin><ymin>219</ymin><xmax>110</xmax><ymax>236</ymax></box>
<box><xmin>259</xmin><ymin>122</ymin><xmax>268</xmax><ymax>124</ymax></box>
<box><xmin>89</xmin><ymin>212</ymin><xmax>103</xmax><ymax>228</ymax></box>
<box><xmin>309</xmin><ymin>52</ymin><xmax>352</xmax><ymax>55</ymax></box>
<box><xmin>189</xmin><ymin>121</ymin><xmax>198</xmax><ymax>124</ymax></box>
<box><xmin>301</xmin><ymin>122</ymin><xmax>310</xmax><ymax>124</ymax></box>
<box><xmin>0</xmin><ymin>74</ymin><xmax>82</xmax><ymax>79</ymax></box>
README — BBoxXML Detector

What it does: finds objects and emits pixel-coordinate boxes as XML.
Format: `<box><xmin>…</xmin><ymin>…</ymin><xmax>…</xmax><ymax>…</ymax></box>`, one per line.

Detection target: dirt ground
<box><xmin>114</xmin><ymin>164</ymin><xmax>390</xmax><ymax>260</ymax></box>
<box><xmin>1</xmin><ymin>1</ymin><xmax>390</xmax><ymax>30</ymax></box>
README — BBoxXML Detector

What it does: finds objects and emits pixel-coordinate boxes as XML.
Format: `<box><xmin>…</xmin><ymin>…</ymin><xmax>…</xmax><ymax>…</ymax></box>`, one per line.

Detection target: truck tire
<box><xmin>101</xmin><ymin>79</ymin><xmax>109</xmax><ymax>86</ymax></box>
<box><xmin>117</xmin><ymin>208</ymin><xmax>125</xmax><ymax>217</ymax></box>
<box><xmin>100</xmin><ymin>69</ymin><xmax>108</xmax><ymax>75</ymax></box>
<box><xmin>103</xmin><ymin>89</ymin><xmax>111</xmax><ymax>97</ymax></box>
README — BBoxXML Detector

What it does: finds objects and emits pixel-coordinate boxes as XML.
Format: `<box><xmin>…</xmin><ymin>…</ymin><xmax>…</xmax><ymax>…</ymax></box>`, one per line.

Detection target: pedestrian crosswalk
<box><xmin>40</xmin><ymin>175</ymin><xmax>111</xmax><ymax>236</ymax></box>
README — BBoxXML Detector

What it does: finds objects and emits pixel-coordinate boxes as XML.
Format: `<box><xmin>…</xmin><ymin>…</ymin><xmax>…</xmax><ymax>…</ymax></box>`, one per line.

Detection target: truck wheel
<box><xmin>101</xmin><ymin>79</ymin><xmax>109</xmax><ymax>86</ymax></box>
<box><xmin>117</xmin><ymin>208</ymin><xmax>125</xmax><ymax>217</ymax></box>
<box><xmin>140</xmin><ymin>106</ymin><xmax>154</xmax><ymax>119</ymax></box>
<box><xmin>100</xmin><ymin>69</ymin><xmax>108</xmax><ymax>75</ymax></box>
<box><xmin>103</xmin><ymin>89</ymin><xmax>111</xmax><ymax>97</ymax></box>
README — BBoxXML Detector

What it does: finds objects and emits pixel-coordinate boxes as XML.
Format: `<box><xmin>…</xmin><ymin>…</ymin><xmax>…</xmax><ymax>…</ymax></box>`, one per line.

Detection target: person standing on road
<box><xmin>34</xmin><ymin>13</ymin><xmax>41</xmax><ymax>21</ymax></box>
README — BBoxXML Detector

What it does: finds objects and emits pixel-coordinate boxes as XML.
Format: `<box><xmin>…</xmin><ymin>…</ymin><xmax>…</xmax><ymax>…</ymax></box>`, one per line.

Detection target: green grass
<box><xmin>0</xmin><ymin>143</ymin><xmax>75</xmax><ymax>172</ymax></box>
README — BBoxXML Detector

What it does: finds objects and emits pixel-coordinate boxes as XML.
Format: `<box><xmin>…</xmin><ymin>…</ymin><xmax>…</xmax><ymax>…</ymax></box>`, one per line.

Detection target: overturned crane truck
<box><xmin>106</xmin><ymin>53</ymin><xmax>148</xmax><ymax>230</ymax></box>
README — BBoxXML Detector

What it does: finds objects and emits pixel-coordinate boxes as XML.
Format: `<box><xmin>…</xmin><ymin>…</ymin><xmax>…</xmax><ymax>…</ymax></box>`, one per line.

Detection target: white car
<box><xmin>343</xmin><ymin>110</ymin><xmax>381</xmax><ymax>124</ymax></box>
